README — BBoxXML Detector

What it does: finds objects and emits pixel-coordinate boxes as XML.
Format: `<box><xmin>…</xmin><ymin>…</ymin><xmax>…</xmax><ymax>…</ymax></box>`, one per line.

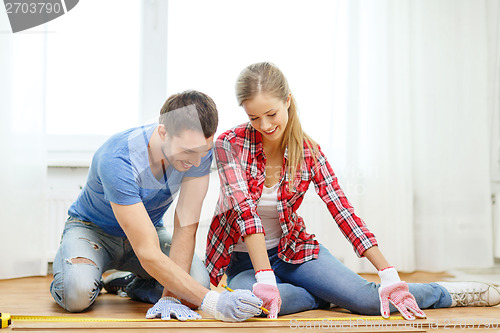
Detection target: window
<box><xmin>45</xmin><ymin>0</ymin><xmax>140</xmax><ymax>162</ymax></box>
<box><xmin>45</xmin><ymin>0</ymin><xmax>347</xmax><ymax>165</ymax></box>
<box><xmin>165</xmin><ymin>0</ymin><xmax>343</xmax><ymax>145</ymax></box>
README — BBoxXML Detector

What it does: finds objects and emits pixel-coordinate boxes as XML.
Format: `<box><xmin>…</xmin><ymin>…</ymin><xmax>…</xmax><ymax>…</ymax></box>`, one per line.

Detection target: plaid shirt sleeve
<box><xmin>311</xmin><ymin>146</ymin><xmax>378</xmax><ymax>257</ymax></box>
<box><xmin>214</xmin><ymin>134</ymin><xmax>264</xmax><ymax>238</ymax></box>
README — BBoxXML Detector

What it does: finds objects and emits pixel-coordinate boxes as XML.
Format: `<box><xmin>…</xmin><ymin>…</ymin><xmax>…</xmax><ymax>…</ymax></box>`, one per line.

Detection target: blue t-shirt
<box><xmin>68</xmin><ymin>123</ymin><xmax>213</xmax><ymax>237</ymax></box>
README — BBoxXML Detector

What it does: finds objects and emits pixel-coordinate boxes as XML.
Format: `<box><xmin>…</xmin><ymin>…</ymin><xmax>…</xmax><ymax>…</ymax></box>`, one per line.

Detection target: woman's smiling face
<box><xmin>242</xmin><ymin>93</ymin><xmax>290</xmax><ymax>144</ymax></box>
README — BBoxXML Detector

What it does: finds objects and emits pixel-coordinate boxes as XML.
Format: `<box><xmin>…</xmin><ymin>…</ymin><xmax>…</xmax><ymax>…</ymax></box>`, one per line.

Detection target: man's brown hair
<box><xmin>159</xmin><ymin>90</ymin><xmax>218</xmax><ymax>138</ymax></box>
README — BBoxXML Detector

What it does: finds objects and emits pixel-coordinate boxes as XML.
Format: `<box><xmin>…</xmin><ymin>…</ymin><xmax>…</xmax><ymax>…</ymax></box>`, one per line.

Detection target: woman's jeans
<box><xmin>50</xmin><ymin>217</ymin><xmax>210</xmax><ymax>312</ymax></box>
<box><xmin>226</xmin><ymin>244</ymin><xmax>452</xmax><ymax>316</ymax></box>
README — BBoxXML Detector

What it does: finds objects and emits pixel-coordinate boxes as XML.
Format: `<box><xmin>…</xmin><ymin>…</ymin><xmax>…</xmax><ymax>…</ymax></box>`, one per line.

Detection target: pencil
<box><xmin>221</xmin><ymin>284</ymin><xmax>269</xmax><ymax>314</ymax></box>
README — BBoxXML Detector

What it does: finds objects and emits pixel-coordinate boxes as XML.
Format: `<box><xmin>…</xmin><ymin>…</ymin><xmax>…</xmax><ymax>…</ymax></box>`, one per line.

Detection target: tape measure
<box><xmin>0</xmin><ymin>314</ymin><xmax>11</xmax><ymax>329</ymax></box>
<box><xmin>1</xmin><ymin>313</ymin><xmax>404</xmax><ymax>327</ymax></box>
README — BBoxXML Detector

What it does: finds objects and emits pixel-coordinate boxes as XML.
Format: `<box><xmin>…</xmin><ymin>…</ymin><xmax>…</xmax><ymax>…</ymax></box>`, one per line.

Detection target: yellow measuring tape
<box><xmin>1</xmin><ymin>312</ymin><xmax>404</xmax><ymax>328</ymax></box>
<box><xmin>0</xmin><ymin>314</ymin><xmax>10</xmax><ymax>329</ymax></box>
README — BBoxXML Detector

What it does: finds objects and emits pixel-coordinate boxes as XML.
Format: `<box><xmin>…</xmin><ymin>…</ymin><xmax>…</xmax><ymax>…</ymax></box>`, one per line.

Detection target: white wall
<box><xmin>0</xmin><ymin>12</ymin><xmax>49</xmax><ymax>279</ymax></box>
<box><xmin>19</xmin><ymin>0</ymin><xmax>500</xmax><ymax>276</ymax></box>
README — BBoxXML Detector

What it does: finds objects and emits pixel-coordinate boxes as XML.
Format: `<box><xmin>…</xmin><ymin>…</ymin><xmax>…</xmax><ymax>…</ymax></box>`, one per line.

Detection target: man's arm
<box><xmin>162</xmin><ymin>174</ymin><xmax>209</xmax><ymax>306</ymax></box>
<box><xmin>110</xmin><ymin>201</ymin><xmax>209</xmax><ymax>306</ymax></box>
<box><xmin>111</xmin><ymin>183</ymin><xmax>264</xmax><ymax>322</ymax></box>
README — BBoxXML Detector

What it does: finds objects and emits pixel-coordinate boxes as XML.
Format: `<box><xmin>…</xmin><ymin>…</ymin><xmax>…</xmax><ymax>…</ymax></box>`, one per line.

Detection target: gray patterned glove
<box><xmin>146</xmin><ymin>296</ymin><xmax>202</xmax><ymax>321</ymax></box>
<box><xmin>201</xmin><ymin>290</ymin><xmax>262</xmax><ymax>322</ymax></box>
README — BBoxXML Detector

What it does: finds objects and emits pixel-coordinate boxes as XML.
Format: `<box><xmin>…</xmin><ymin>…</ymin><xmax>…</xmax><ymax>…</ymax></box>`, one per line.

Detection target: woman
<box><xmin>205</xmin><ymin>62</ymin><xmax>500</xmax><ymax>320</ymax></box>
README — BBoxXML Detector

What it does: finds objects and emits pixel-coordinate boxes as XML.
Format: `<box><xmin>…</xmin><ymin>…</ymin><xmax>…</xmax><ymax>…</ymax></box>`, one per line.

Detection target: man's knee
<box><xmin>51</xmin><ymin>257</ymin><xmax>102</xmax><ymax>312</ymax></box>
<box><xmin>68</xmin><ymin>257</ymin><xmax>96</xmax><ymax>265</ymax></box>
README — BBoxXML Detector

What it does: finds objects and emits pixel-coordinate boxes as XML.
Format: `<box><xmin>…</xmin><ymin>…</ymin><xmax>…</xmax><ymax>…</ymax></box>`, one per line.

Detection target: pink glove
<box><xmin>378</xmin><ymin>267</ymin><xmax>426</xmax><ymax>320</ymax></box>
<box><xmin>252</xmin><ymin>269</ymin><xmax>281</xmax><ymax>319</ymax></box>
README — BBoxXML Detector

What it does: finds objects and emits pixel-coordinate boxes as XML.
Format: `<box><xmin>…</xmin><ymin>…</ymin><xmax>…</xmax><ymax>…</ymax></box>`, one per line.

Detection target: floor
<box><xmin>0</xmin><ymin>271</ymin><xmax>499</xmax><ymax>332</ymax></box>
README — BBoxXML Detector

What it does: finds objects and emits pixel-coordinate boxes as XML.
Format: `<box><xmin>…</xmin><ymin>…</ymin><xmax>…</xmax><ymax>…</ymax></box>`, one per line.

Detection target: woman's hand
<box><xmin>378</xmin><ymin>267</ymin><xmax>426</xmax><ymax>320</ymax></box>
<box><xmin>252</xmin><ymin>269</ymin><xmax>281</xmax><ymax>319</ymax></box>
<box><xmin>243</xmin><ymin>234</ymin><xmax>281</xmax><ymax>318</ymax></box>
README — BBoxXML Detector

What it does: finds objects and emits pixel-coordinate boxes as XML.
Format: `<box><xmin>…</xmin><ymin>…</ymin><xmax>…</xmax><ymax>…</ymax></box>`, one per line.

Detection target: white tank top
<box><xmin>233</xmin><ymin>182</ymin><xmax>282</xmax><ymax>252</ymax></box>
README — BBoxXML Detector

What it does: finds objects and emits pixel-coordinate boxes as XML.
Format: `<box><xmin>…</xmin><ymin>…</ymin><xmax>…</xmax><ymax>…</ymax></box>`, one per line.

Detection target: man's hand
<box><xmin>201</xmin><ymin>290</ymin><xmax>263</xmax><ymax>322</ymax></box>
<box><xmin>252</xmin><ymin>269</ymin><xmax>281</xmax><ymax>319</ymax></box>
<box><xmin>378</xmin><ymin>267</ymin><xmax>426</xmax><ymax>320</ymax></box>
<box><xmin>162</xmin><ymin>289</ymin><xmax>198</xmax><ymax>309</ymax></box>
<box><xmin>111</xmin><ymin>202</ymin><xmax>210</xmax><ymax>309</ymax></box>
<box><xmin>146</xmin><ymin>297</ymin><xmax>202</xmax><ymax>321</ymax></box>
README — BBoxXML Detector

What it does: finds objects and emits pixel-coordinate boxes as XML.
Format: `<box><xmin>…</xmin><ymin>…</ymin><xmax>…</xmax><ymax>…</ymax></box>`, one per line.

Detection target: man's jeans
<box><xmin>50</xmin><ymin>217</ymin><xmax>210</xmax><ymax>312</ymax></box>
<box><xmin>226</xmin><ymin>244</ymin><xmax>452</xmax><ymax>315</ymax></box>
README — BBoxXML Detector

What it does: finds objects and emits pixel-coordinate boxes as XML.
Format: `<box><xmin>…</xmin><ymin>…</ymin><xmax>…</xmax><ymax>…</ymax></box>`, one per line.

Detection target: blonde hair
<box><xmin>236</xmin><ymin>62</ymin><xmax>319</xmax><ymax>190</ymax></box>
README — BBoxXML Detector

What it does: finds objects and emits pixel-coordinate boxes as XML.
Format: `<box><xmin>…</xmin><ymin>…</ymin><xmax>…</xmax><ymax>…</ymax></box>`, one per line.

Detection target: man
<box><xmin>50</xmin><ymin>90</ymin><xmax>263</xmax><ymax>322</ymax></box>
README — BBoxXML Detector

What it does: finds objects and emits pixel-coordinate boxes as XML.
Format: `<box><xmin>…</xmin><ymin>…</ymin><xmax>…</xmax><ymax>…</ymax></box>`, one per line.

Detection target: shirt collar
<box><xmin>246</xmin><ymin>122</ymin><xmax>289</xmax><ymax>161</ymax></box>
<box><xmin>247</xmin><ymin>123</ymin><xmax>263</xmax><ymax>159</ymax></box>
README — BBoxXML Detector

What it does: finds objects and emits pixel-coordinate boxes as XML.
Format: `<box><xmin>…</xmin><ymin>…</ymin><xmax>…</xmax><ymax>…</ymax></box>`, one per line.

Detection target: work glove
<box><xmin>252</xmin><ymin>269</ymin><xmax>281</xmax><ymax>319</ymax></box>
<box><xmin>146</xmin><ymin>296</ymin><xmax>202</xmax><ymax>321</ymax></box>
<box><xmin>201</xmin><ymin>289</ymin><xmax>263</xmax><ymax>322</ymax></box>
<box><xmin>378</xmin><ymin>266</ymin><xmax>426</xmax><ymax>320</ymax></box>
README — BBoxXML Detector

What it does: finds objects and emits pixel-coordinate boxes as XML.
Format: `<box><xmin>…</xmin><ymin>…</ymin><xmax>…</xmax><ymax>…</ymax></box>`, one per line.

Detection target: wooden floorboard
<box><xmin>1</xmin><ymin>272</ymin><xmax>499</xmax><ymax>332</ymax></box>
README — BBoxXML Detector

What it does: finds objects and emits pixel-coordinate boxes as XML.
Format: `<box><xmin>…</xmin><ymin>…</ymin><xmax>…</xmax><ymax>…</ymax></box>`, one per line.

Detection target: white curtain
<box><xmin>309</xmin><ymin>0</ymin><xmax>494</xmax><ymax>273</ymax></box>
<box><xmin>0</xmin><ymin>15</ymin><xmax>48</xmax><ymax>279</ymax></box>
<box><xmin>163</xmin><ymin>0</ymin><xmax>496</xmax><ymax>272</ymax></box>
<box><xmin>410</xmin><ymin>0</ymin><xmax>493</xmax><ymax>271</ymax></box>
<box><xmin>487</xmin><ymin>1</ymin><xmax>500</xmax><ymax>259</ymax></box>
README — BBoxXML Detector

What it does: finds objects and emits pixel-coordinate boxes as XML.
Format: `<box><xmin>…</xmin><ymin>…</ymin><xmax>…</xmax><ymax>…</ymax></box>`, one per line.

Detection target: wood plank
<box><xmin>1</xmin><ymin>273</ymin><xmax>499</xmax><ymax>332</ymax></box>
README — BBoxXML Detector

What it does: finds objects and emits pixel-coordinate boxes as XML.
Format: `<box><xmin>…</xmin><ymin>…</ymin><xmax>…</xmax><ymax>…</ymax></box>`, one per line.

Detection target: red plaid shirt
<box><xmin>205</xmin><ymin>123</ymin><xmax>377</xmax><ymax>286</ymax></box>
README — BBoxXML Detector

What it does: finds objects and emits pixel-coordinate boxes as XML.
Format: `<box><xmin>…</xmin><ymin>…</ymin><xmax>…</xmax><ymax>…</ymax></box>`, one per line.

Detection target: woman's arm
<box><xmin>215</xmin><ymin>135</ymin><xmax>264</xmax><ymax>237</ymax></box>
<box><xmin>243</xmin><ymin>233</ymin><xmax>281</xmax><ymax>318</ymax></box>
<box><xmin>362</xmin><ymin>246</ymin><xmax>390</xmax><ymax>270</ymax></box>
<box><xmin>243</xmin><ymin>233</ymin><xmax>272</xmax><ymax>271</ymax></box>
<box><xmin>311</xmin><ymin>147</ymin><xmax>378</xmax><ymax>256</ymax></box>
<box><xmin>213</xmin><ymin>132</ymin><xmax>281</xmax><ymax>318</ymax></box>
